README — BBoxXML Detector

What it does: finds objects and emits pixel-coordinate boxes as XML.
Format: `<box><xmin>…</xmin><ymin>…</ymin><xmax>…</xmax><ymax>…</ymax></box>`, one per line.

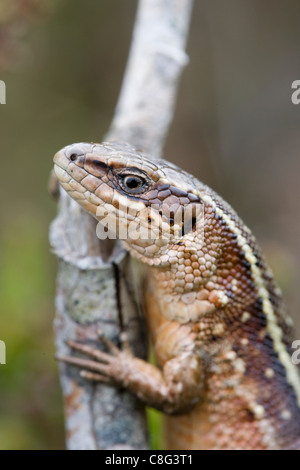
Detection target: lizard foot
<box><xmin>56</xmin><ymin>329</ymin><xmax>133</xmax><ymax>385</ymax></box>
<box><xmin>56</xmin><ymin>329</ymin><xmax>204</xmax><ymax>414</ymax></box>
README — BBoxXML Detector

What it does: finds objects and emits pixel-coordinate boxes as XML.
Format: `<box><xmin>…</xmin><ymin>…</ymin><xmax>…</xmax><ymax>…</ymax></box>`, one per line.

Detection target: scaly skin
<box><xmin>53</xmin><ymin>141</ymin><xmax>300</xmax><ymax>450</ymax></box>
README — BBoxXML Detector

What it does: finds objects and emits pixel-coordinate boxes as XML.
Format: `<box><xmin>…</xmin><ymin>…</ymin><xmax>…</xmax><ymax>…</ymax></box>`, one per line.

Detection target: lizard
<box><xmin>53</xmin><ymin>141</ymin><xmax>300</xmax><ymax>450</ymax></box>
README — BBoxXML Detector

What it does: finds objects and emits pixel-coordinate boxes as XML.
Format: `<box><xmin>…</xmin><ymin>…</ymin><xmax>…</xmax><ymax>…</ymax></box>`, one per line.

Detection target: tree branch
<box><xmin>50</xmin><ymin>0</ymin><xmax>194</xmax><ymax>450</ymax></box>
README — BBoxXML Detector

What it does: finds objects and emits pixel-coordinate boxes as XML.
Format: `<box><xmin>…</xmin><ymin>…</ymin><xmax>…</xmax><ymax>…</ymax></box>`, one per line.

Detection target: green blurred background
<box><xmin>0</xmin><ymin>0</ymin><xmax>300</xmax><ymax>449</ymax></box>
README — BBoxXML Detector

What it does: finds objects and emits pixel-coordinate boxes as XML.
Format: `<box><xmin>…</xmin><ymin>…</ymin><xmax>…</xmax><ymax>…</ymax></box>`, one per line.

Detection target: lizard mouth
<box><xmin>53</xmin><ymin>143</ymin><xmax>110</xmax><ymax>219</ymax></box>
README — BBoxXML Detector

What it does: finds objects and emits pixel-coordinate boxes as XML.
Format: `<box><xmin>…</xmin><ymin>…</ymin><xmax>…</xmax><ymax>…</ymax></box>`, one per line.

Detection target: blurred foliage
<box><xmin>147</xmin><ymin>408</ymin><xmax>163</xmax><ymax>451</ymax></box>
<box><xmin>0</xmin><ymin>0</ymin><xmax>300</xmax><ymax>450</ymax></box>
<box><xmin>0</xmin><ymin>0</ymin><xmax>57</xmax><ymax>71</ymax></box>
<box><xmin>0</xmin><ymin>215</ymin><xmax>64</xmax><ymax>449</ymax></box>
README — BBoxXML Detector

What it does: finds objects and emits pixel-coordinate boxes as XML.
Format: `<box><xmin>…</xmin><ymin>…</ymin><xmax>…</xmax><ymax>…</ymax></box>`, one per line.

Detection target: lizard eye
<box><xmin>119</xmin><ymin>174</ymin><xmax>148</xmax><ymax>193</ymax></box>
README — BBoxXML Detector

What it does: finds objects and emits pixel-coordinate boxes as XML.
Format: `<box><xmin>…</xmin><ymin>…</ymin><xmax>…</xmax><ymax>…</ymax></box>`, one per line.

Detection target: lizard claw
<box><xmin>80</xmin><ymin>370</ymin><xmax>113</xmax><ymax>384</ymax></box>
<box><xmin>97</xmin><ymin>329</ymin><xmax>121</xmax><ymax>356</ymax></box>
<box><xmin>119</xmin><ymin>331</ymin><xmax>133</xmax><ymax>355</ymax></box>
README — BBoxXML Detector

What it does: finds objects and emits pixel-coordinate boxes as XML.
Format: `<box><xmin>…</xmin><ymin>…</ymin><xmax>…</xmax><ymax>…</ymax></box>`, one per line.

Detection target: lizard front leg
<box><xmin>56</xmin><ymin>331</ymin><xmax>206</xmax><ymax>415</ymax></box>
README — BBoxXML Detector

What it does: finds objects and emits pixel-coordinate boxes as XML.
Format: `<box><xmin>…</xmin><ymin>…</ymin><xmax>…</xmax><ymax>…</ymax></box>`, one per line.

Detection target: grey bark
<box><xmin>50</xmin><ymin>0</ymin><xmax>194</xmax><ymax>450</ymax></box>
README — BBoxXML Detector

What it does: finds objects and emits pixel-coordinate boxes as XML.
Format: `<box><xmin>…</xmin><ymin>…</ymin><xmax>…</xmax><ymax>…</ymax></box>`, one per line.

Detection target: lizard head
<box><xmin>53</xmin><ymin>142</ymin><xmax>203</xmax><ymax>265</ymax></box>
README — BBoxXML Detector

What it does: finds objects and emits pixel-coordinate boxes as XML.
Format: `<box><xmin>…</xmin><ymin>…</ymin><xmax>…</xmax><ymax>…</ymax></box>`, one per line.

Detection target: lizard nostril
<box><xmin>70</xmin><ymin>153</ymin><xmax>78</xmax><ymax>162</ymax></box>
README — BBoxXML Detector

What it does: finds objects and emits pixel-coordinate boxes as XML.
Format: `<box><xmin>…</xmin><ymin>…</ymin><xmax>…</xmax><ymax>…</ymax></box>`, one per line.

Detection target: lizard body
<box><xmin>53</xmin><ymin>141</ymin><xmax>300</xmax><ymax>450</ymax></box>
